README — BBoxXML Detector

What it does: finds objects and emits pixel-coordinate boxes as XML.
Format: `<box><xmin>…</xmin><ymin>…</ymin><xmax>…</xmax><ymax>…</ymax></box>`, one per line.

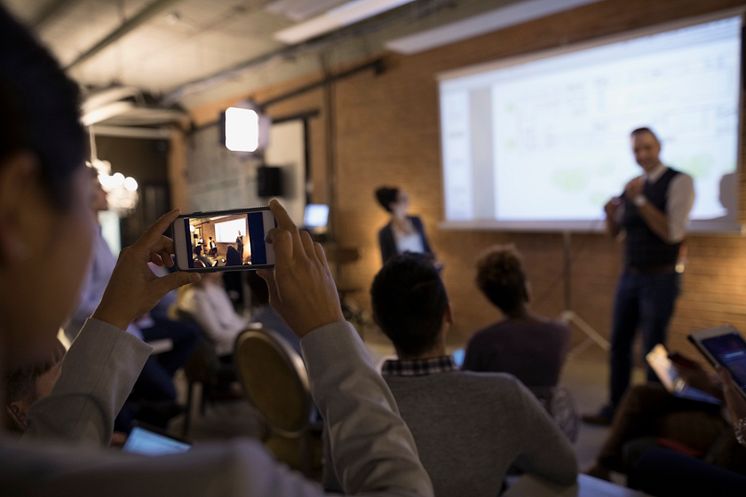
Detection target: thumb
<box><xmin>155</xmin><ymin>271</ymin><xmax>201</xmax><ymax>296</ymax></box>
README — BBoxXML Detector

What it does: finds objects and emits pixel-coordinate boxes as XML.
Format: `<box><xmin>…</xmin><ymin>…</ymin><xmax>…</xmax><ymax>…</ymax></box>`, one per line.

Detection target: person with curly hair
<box><xmin>463</xmin><ymin>245</ymin><xmax>570</xmax><ymax>390</ymax></box>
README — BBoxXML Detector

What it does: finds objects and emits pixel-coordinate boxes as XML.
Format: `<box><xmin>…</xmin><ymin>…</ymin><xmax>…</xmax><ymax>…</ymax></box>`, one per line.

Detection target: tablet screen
<box><xmin>701</xmin><ymin>332</ymin><xmax>746</xmax><ymax>392</ymax></box>
<box><xmin>123</xmin><ymin>426</ymin><xmax>191</xmax><ymax>456</ymax></box>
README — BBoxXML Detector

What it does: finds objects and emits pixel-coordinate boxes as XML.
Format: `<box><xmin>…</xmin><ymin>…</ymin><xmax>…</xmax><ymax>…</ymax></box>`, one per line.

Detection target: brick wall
<box><xmin>186</xmin><ymin>0</ymin><xmax>746</xmax><ymax>354</ymax></box>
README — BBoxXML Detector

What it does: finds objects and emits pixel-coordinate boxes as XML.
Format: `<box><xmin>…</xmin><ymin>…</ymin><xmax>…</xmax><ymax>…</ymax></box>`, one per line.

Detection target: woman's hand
<box><xmin>258</xmin><ymin>199</ymin><xmax>343</xmax><ymax>338</ymax></box>
<box><xmin>93</xmin><ymin>210</ymin><xmax>200</xmax><ymax>330</ymax></box>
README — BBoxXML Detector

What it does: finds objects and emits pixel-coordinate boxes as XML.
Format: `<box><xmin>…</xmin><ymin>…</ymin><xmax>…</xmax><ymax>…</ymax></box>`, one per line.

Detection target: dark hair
<box><xmin>225</xmin><ymin>245</ymin><xmax>240</xmax><ymax>265</ymax></box>
<box><xmin>5</xmin><ymin>338</ymin><xmax>65</xmax><ymax>404</ymax></box>
<box><xmin>375</xmin><ymin>186</ymin><xmax>399</xmax><ymax>213</ymax></box>
<box><xmin>246</xmin><ymin>271</ymin><xmax>269</xmax><ymax>307</ymax></box>
<box><xmin>371</xmin><ymin>253</ymin><xmax>448</xmax><ymax>357</ymax></box>
<box><xmin>630</xmin><ymin>127</ymin><xmax>660</xmax><ymax>144</ymax></box>
<box><xmin>0</xmin><ymin>7</ymin><xmax>86</xmax><ymax>209</ymax></box>
<box><xmin>476</xmin><ymin>245</ymin><xmax>528</xmax><ymax>314</ymax></box>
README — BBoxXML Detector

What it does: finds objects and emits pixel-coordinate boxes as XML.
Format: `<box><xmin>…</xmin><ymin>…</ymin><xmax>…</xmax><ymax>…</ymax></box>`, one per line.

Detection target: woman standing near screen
<box><xmin>375</xmin><ymin>186</ymin><xmax>437</xmax><ymax>266</ymax></box>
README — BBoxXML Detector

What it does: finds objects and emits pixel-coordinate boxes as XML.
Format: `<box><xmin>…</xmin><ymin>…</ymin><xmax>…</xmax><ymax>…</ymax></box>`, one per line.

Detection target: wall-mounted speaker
<box><xmin>257</xmin><ymin>165</ymin><xmax>283</xmax><ymax>197</ymax></box>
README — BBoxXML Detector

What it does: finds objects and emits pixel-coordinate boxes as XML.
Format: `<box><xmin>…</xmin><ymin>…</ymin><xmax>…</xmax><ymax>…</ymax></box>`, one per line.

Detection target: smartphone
<box><xmin>122</xmin><ymin>424</ymin><xmax>192</xmax><ymax>456</ymax></box>
<box><xmin>173</xmin><ymin>207</ymin><xmax>276</xmax><ymax>272</ymax></box>
<box><xmin>688</xmin><ymin>326</ymin><xmax>746</xmax><ymax>397</ymax></box>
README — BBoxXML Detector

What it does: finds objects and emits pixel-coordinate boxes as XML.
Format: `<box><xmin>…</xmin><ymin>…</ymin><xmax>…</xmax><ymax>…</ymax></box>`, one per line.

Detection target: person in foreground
<box><xmin>627</xmin><ymin>370</ymin><xmax>746</xmax><ymax>497</ymax></box>
<box><xmin>0</xmin><ymin>8</ymin><xmax>432</xmax><ymax>496</ymax></box>
<box><xmin>586</xmin><ymin>353</ymin><xmax>746</xmax><ymax>480</ymax></box>
<box><xmin>367</xmin><ymin>253</ymin><xmax>577</xmax><ymax>497</ymax></box>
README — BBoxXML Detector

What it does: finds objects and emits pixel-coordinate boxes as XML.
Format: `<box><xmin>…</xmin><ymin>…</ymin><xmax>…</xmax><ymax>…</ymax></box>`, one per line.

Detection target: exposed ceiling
<box><xmin>3</xmin><ymin>0</ymin><xmax>584</xmax><ymax>120</ymax></box>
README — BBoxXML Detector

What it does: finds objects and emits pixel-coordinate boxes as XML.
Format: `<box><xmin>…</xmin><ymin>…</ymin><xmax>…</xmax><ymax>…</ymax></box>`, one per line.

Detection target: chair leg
<box><xmin>200</xmin><ymin>383</ymin><xmax>209</xmax><ymax>416</ymax></box>
<box><xmin>183</xmin><ymin>381</ymin><xmax>194</xmax><ymax>437</ymax></box>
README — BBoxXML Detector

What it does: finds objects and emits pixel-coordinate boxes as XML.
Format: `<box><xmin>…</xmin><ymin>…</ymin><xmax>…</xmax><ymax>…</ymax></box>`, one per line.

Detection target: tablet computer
<box><xmin>645</xmin><ymin>344</ymin><xmax>721</xmax><ymax>405</ymax></box>
<box><xmin>122</xmin><ymin>424</ymin><xmax>192</xmax><ymax>456</ymax></box>
<box><xmin>688</xmin><ymin>326</ymin><xmax>746</xmax><ymax>397</ymax></box>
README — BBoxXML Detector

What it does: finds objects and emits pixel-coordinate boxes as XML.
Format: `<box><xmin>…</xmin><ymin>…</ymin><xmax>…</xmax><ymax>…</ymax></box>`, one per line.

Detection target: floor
<box><xmin>168</xmin><ymin>329</ymin><xmax>645</xmax><ymax>477</ymax></box>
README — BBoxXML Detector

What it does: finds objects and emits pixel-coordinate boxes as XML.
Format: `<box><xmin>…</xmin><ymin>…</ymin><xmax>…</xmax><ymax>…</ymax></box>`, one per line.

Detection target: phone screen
<box><xmin>700</xmin><ymin>332</ymin><xmax>746</xmax><ymax>393</ymax></box>
<box><xmin>122</xmin><ymin>426</ymin><xmax>191</xmax><ymax>456</ymax></box>
<box><xmin>176</xmin><ymin>208</ymin><xmax>275</xmax><ymax>270</ymax></box>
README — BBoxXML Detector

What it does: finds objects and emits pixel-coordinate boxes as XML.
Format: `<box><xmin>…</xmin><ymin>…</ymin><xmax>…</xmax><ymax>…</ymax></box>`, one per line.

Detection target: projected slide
<box><xmin>439</xmin><ymin>16</ymin><xmax>741</xmax><ymax>231</ymax></box>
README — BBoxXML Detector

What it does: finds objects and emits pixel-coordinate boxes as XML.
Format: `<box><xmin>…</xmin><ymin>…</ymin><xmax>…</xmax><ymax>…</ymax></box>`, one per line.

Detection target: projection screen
<box><xmin>438</xmin><ymin>14</ymin><xmax>743</xmax><ymax>232</ymax></box>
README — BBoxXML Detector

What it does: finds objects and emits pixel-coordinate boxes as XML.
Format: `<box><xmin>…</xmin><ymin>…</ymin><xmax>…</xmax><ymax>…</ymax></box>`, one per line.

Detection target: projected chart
<box><xmin>439</xmin><ymin>16</ymin><xmax>741</xmax><ymax>230</ymax></box>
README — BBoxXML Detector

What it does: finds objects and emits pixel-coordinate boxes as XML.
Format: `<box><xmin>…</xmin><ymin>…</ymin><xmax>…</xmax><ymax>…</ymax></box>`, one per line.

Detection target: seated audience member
<box><xmin>586</xmin><ymin>354</ymin><xmax>746</xmax><ymax>480</ymax></box>
<box><xmin>369</xmin><ymin>254</ymin><xmax>577</xmax><ymax>497</ymax></box>
<box><xmin>463</xmin><ymin>245</ymin><xmax>570</xmax><ymax>389</ymax></box>
<box><xmin>375</xmin><ymin>186</ymin><xmax>438</xmax><ymax>267</ymax></box>
<box><xmin>70</xmin><ymin>169</ymin><xmax>197</xmax><ymax>430</ymax></box>
<box><xmin>246</xmin><ymin>271</ymin><xmax>301</xmax><ymax>354</ymax></box>
<box><xmin>1</xmin><ymin>8</ymin><xmax>430</xmax><ymax>494</ymax></box>
<box><xmin>627</xmin><ymin>371</ymin><xmax>746</xmax><ymax>497</ymax></box>
<box><xmin>5</xmin><ymin>339</ymin><xmax>65</xmax><ymax>432</ymax></box>
<box><xmin>178</xmin><ymin>271</ymin><xmax>252</xmax><ymax>357</ymax></box>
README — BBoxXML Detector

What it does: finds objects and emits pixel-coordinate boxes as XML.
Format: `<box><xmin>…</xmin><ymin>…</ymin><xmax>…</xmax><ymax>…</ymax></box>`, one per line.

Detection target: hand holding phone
<box><xmin>93</xmin><ymin>210</ymin><xmax>200</xmax><ymax>330</ymax></box>
<box><xmin>257</xmin><ymin>199</ymin><xmax>344</xmax><ymax>338</ymax></box>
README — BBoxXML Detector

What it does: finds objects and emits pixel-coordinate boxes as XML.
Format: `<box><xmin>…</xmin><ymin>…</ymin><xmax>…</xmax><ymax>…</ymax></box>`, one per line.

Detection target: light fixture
<box><xmin>224</xmin><ymin>107</ymin><xmax>260</xmax><ymax>152</ymax></box>
<box><xmin>87</xmin><ymin>128</ymin><xmax>139</xmax><ymax>215</ymax></box>
<box><xmin>222</xmin><ymin>102</ymin><xmax>270</xmax><ymax>153</ymax></box>
<box><xmin>274</xmin><ymin>0</ymin><xmax>415</xmax><ymax>45</ymax></box>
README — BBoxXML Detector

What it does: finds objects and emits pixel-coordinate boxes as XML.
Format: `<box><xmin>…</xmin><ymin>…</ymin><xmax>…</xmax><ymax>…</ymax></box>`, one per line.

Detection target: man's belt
<box><xmin>626</xmin><ymin>264</ymin><xmax>678</xmax><ymax>275</ymax></box>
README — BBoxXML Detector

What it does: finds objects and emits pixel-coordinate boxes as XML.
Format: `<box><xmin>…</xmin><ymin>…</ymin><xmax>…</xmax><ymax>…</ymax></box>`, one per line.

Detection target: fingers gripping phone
<box><xmin>172</xmin><ymin>207</ymin><xmax>276</xmax><ymax>272</ymax></box>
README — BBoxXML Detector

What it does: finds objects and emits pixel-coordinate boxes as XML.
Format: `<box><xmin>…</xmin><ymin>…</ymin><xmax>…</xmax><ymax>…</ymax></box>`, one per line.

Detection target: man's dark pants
<box><xmin>608</xmin><ymin>270</ymin><xmax>680</xmax><ymax>412</ymax></box>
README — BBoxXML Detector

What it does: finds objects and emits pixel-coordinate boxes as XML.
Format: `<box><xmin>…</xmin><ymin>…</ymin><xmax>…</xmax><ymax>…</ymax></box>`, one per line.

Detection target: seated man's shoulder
<box><xmin>451</xmin><ymin>370</ymin><xmax>524</xmax><ymax>394</ymax></box>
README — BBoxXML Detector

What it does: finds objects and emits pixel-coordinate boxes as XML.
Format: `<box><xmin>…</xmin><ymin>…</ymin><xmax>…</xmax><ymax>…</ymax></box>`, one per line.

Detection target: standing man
<box><xmin>584</xmin><ymin>127</ymin><xmax>695</xmax><ymax>426</ymax></box>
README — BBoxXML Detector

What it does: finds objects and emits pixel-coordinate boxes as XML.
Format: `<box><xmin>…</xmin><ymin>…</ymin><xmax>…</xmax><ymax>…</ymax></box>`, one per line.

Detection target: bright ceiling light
<box><xmin>225</xmin><ymin>107</ymin><xmax>260</xmax><ymax>152</ymax></box>
<box><xmin>274</xmin><ymin>0</ymin><xmax>415</xmax><ymax>45</ymax></box>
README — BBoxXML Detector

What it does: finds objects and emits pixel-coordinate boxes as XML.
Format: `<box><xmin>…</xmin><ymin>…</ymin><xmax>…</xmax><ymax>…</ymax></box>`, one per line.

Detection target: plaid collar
<box><xmin>381</xmin><ymin>356</ymin><xmax>456</xmax><ymax>377</ymax></box>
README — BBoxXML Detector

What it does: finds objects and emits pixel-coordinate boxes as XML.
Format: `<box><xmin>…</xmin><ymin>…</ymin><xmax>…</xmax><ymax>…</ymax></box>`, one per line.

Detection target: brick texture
<box><xmin>185</xmin><ymin>0</ymin><xmax>746</xmax><ymax>355</ymax></box>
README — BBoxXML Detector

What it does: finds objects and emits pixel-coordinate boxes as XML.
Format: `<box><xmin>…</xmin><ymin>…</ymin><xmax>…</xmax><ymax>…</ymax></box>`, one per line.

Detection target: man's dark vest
<box><xmin>621</xmin><ymin>168</ymin><xmax>682</xmax><ymax>270</ymax></box>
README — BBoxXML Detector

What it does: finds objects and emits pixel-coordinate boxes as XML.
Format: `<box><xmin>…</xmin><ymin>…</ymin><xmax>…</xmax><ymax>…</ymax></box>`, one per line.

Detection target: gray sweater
<box><xmin>384</xmin><ymin>371</ymin><xmax>578</xmax><ymax>497</ymax></box>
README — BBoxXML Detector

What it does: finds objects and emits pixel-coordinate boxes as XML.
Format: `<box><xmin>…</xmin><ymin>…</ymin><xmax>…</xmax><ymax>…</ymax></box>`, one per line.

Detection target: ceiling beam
<box><xmin>64</xmin><ymin>0</ymin><xmax>185</xmax><ymax>71</ymax></box>
<box><xmin>32</xmin><ymin>0</ymin><xmax>78</xmax><ymax>29</ymax></box>
<box><xmin>163</xmin><ymin>0</ymin><xmax>448</xmax><ymax>104</ymax></box>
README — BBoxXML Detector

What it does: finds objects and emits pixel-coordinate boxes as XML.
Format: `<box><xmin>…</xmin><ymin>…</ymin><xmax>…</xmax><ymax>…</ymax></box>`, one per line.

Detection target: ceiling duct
<box><xmin>81</xmin><ymin>86</ymin><xmax>190</xmax><ymax>129</ymax></box>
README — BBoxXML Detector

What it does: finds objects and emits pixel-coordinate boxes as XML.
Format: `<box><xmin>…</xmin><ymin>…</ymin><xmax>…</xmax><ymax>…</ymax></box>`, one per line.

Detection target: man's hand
<box><xmin>93</xmin><ymin>210</ymin><xmax>200</xmax><ymax>330</ymax></box>
<box><xmin>675</xmin><ymin>357</ymin><xmax>722</xmax><ymax>399</ymax></box>
<box><xmin>604</xmin><ymin>197</ymin><xmax>622</xmax><ymax>218</ymax></box>
<box><xmin>258</xmin><ymin>199</ymin><xmax>344</xmax><ymax>338</ymax></box>
<box><xmin>624</xmin><ymin>177</ymin><xmax>645</xmax><ymax>200</ymax></box>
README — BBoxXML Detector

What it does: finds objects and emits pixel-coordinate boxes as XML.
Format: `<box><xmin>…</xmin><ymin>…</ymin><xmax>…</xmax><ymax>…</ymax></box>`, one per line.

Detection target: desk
<box><xmin>503</xmin><ymin>475</ymin><xmax>650</xmax><ymax>497</ymax></box>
